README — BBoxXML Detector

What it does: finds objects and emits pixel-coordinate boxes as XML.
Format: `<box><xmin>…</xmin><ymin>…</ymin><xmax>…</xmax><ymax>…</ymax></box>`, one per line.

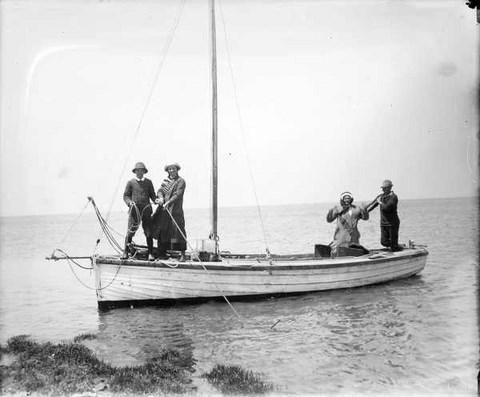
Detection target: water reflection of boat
<box><xmin>87</xmin><ymin>308</ymin><xmax>196</xmax><ymax>367</ymax></box>
<box><xmin>90</xmin><ymin>0</ymin><xmax>427</xmax><ymax>310</ymax></box>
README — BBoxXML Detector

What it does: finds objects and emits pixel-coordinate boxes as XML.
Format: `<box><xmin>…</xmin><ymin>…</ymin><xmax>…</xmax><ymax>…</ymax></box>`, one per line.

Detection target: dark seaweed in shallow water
<box><xmin>203</xmin><ymin>364</ymin><xmax>274</xmax><ymax>395</ymax></box>
<box><xmin>72</xmin><ymin>332</ymin><xmax>97</xmax><ymax>343</ymax></box>
<box><xmin>0</xmin><ymin>334</ymin><xmax>195</xmax><ymax>395</ymax></box>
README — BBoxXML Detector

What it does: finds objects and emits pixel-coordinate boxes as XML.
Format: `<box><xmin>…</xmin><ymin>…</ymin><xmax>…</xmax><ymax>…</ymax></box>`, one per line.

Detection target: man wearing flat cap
<box><xmin>369</xmin><ymin>179</ymin><xmax>401</xmax><ymax>251</ymax></box>
<box><xmin>123</xmin><ymin>162</ymin><xmax>157</xmax><ymax>259</ymax></box>
<box><xmin>326</xmin><ymin>191</ymin><xmax>369</xmax><ymax>256</ymax></box>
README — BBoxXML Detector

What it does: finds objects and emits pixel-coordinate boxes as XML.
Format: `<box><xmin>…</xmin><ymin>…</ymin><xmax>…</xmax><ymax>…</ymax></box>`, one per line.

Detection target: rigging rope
<box><xmin>89</xmin><ymin>197</ymin><xmax>123</xmax><ymax>253</ymax></box>
<box><xmin>63</xmin><ymin>254</ymin><xmax>122</xmax><ymax>292</ymax></box>
<box><xmin>92</xmin><ymin>0</ymin><xmax>187</xmax><ymax>255</ymax></box>
<box><xmin>50</xmin><ymin>248</ymin><xmax>93</xmax><ymax>270</ymax></box>
<box><xmin>55</xmin><ymin>199</ymin><xmax>90</xmax><ymax>248</ymax></box>
<box><xmin>164</xmin><ymin>205</ymin><xmax>241</xmax><ymax>318</ymax></box>
<box><xmin>48</xmin><ymin>248</ymin><xmax>106</xmax><ymax>291</ymax></box>
<box><xmin>218</xmin><ymin>1</ymin><xmax>272</xmax><ymax>258</ymax></box>
<box><xmin>46</xmin><ymin>198</ymin><xmax>123</xmax><ymax>291</ymax></box>
<box><xmin>126</xmin><ymin>203</ymin><xmax>154</xmax><ymax>235</ymax></box>
<box><xmin>48</xmin><ymin>198</ymin><xmax>90</xmax><ymax>263</ymax></box>
<box><xmin>51</xmin><ymin>199</ymin><xmax>125</xmax><ymax>291</ymax></box>
<box><xmin>91</xmin><ymin>255</ymin><xmax>125</xmax><ymax>292</ymax></box>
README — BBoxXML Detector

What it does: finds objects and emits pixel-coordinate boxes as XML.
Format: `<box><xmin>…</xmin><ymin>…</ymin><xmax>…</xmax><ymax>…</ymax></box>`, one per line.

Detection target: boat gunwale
<box><xmin>94</xmin><ymin>248</ymin><xmax>428</xmax><ymax>271</ymax></box>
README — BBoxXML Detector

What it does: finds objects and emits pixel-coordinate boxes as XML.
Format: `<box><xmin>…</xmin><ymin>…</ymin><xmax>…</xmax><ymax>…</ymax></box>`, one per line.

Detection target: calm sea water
<box><xmin>0</xmin><ymin>197</ymin><xmax>478</xmax><ymax>395</ymax></box>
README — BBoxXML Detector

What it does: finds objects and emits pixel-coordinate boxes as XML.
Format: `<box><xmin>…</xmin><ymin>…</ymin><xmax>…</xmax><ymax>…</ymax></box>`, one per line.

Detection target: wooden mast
<box><xmin>210</xmin><ymin>0</ymin><xmax>219</xmax><ymax>256</ymax></box>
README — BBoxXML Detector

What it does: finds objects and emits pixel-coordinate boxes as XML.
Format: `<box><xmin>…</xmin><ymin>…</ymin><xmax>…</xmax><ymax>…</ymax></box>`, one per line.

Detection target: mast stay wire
<box><xmin>217</xmin><ymin>1</ymin><xmax>272</xmax><ymax>258</ymax></box>
<box><xmin>163</xmin><ymin>206</ymin><xmax>241</xmax><ymax>319</ymax></box>
<box><xmin>92</xmin><ymin>0</ymin><xmax>187</xmax><ymax>255</ymax></box>
<box><xmin>52</xmin><ymin>199</ymin><xmax>90</xmax><ymax>253</ymax></box>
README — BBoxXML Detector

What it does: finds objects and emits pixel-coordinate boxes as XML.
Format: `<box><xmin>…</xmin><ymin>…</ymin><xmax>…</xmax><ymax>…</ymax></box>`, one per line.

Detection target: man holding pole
<box><xmin>368</xmin><ymin>179</ymin><xmax>402</xmax><ymax>252</ymax></box>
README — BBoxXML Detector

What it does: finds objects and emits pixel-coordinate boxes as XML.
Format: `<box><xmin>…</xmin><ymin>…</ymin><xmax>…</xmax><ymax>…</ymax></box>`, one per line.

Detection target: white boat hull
<box><xmin>94</xmin><ymin>248</ymin><xmax>428</xmax><ymax>310</ymax></box>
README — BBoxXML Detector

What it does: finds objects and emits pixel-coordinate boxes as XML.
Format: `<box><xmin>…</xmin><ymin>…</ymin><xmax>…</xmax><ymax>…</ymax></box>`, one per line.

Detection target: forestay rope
<box><xmin>56</xmin><ymin>199</ymin><xmax>90</xmax><ymax>248</ymax></box>
<box><xmin>92</xmin><ymin>0</ymin><xmax>187</xmax><ymax>256</ymax></box>
<box><xmin>47</xmin><ymin>198</ymin><xmax>92</xmax><ymax>264</ymax></box>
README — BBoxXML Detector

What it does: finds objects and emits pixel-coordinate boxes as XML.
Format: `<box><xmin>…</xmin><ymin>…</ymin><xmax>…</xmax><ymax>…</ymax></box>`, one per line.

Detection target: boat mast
<box><xmin>210</xmin><ymin>0</ymin><xmax>219</xmax><ymax>256</ymax></box>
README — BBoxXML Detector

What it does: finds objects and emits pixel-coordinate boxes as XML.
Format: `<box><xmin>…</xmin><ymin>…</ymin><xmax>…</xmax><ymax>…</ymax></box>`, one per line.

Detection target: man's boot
<box><xmin>122</xmin><ymin>234</ymin><xmax>133</xmax><ymax>259</ymax></box>
<box><xmin>147</xmin><ymin>237</ymin><xmax>154</xmax><ymax>261</ymax></box>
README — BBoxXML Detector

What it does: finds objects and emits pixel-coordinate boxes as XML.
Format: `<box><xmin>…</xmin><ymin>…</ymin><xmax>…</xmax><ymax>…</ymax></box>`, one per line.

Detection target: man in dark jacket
<box><xmin>123</xmin><ymin>162</ymin><xmax>156</xmax><ymax>260</ymax></box>
<box><xmin>369</xmin><ymin>179</ymin><xmax>402</xmax><ymax>251</ymax></box>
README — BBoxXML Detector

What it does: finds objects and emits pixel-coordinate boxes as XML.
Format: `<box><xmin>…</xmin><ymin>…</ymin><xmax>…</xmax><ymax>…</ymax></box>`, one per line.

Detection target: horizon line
<box><xmin>1</xmin><ymin>194</ymin><xmax>478</xmax><ymax>219</ymax></box>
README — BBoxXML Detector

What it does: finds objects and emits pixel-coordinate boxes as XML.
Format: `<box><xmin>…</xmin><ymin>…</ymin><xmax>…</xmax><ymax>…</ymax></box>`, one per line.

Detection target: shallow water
<box><xmin>0</xmin><ymin>197</ymin><xmax>478</xmax><ymax>394</ymax></box>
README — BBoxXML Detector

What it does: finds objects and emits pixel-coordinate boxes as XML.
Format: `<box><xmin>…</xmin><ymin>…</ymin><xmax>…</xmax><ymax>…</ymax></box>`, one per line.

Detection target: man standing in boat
<box><xmin>152</xmin><ymin>162</ymin><xmax>187</xmax><ymax>262</ymax></box>
<box><xmin>368</xmin><ymin>179</ymin><xmax>402</xmax><ymax>252</ymax></box>
<box><xmin>122</xmin><ymin>162</ymin><xmax>156</xmax><ymax>260</ymax></box>
<box><xmin>326</xmin><ymin>192</ymin><xmax>369</xmax><ymax>256</ymax></box>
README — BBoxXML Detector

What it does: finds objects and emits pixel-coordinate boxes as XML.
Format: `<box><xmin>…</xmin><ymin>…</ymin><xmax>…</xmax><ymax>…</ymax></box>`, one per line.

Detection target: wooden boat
<box><xmin>88</xmin><ymin>0</ymin><xmax>428</xmax><ymax>310</ymax></box>
<box><xmin>94</xmin><ymin>248</ymin><xmax>427</xmax><ymax>310</ymax></box>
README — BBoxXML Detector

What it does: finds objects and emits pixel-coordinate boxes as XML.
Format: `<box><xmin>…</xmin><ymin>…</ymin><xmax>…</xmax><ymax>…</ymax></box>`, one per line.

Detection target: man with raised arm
<box><xmin>368</xmin><ymin>179</ymin><xmax>402</xmax><ymax>252</ymax></box>
<box><xmin>326</xmin><ymin>191</ymin><xmax>369</xmax><ymax>256</ymax></box>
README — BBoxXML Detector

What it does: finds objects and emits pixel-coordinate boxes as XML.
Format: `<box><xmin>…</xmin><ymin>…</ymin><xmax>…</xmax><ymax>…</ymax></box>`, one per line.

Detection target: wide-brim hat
<box><xmin>340</xmin><ymin>191</ymin><xmax>354</xmax><ymax>202</ymax></box>
<box><xmin>132</xmin><ymin>162</ymin><xmax>148</xmax><ymax>173</ymax></box>
<box><xmin>381</xmin><ymin>179</ymin><xmax>393</xmax><ymax>188</ymax></box>
<box><xmin>164</xmin><ymin>162</ymin><xmax>181</xmax><ymax>172</ymax></box>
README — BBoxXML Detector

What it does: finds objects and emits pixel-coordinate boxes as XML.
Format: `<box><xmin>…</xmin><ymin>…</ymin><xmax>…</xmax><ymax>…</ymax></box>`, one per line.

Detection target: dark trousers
<box><xmin>157</xmin><ymin>230</ymin><xmax>169</xmax><ymax>258</ymax></box>
<box><xmin>156</xmin><ymin>231</ymin><xmax>186</xmax><ymax>258</ymax></box>
<box><xmin>125</xmin><ymin>205</ymin><xmax>153</xmax><ymax>255</ymax></box>
<box><xmin>125</xmin><ymin>234</ymin><xmax>153</xmax><ymax>254</ymax></box>
<box><xmin>380</xmin><ymin>224</ymin><xmax>400</xmax><ymax>251</ymax></box>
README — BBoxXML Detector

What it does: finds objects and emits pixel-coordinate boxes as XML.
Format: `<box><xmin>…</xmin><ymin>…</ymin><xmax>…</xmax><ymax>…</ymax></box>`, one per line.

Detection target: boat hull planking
<box><xmin>94</xmin><ymin>248</ymin><xmax>428</xmax><ymax>310</ymax></box>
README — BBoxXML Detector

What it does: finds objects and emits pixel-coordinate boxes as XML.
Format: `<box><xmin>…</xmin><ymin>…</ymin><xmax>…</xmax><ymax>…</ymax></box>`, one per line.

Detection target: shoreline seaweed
<box><xmin>203</xmin><ymin>364</ymin><xmax>274</xmax><ymax>395</ymax></box>
<box><xmin>0</xmin><ymin>334</ymin><xmax>195</xmax><ymax>396</ymax></box>
<box><xmin>0</xmin><ymin>334</ymin><xmax>274</xmax><ymax>396</ymax></box>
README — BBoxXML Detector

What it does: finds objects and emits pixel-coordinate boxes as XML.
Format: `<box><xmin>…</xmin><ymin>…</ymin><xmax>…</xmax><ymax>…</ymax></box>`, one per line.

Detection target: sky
<box><xmin>0</xmin><ymin>0</ymin><xmax>478</xmax><ymax>217</ymax></box>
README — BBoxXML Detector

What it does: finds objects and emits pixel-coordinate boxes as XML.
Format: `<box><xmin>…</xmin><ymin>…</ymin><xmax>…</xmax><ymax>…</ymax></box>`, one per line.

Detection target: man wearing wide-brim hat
<box><xmin>369</xmin><ymin>179</ymin><xmax>402</xmax><ymax>251</ymax></box>
<box><xmin>122</xmin><ymin>162</ymin><xmax>157</xmax><ymax>260</ymax></box>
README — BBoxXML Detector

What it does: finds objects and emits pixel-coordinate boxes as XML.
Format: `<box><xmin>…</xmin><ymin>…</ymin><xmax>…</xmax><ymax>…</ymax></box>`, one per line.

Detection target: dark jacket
<box><xmin>123</xmin><ymin>178</ymin><xmax>156</xmax><ymax>210</ymax></box>
<box><xmin>370</xmin><ymin>192</ymin><xmax>400</xmax><ymax>226</ymax></box>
